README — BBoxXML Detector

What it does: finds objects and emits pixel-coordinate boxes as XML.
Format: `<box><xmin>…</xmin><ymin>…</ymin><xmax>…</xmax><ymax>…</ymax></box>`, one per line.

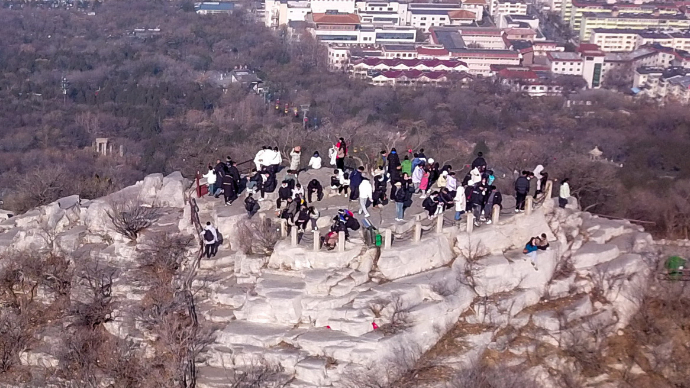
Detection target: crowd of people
<box><xmin>200</xmin><ymin>140</ymin><xmax>572</xmax><ymax>254</ymax></box>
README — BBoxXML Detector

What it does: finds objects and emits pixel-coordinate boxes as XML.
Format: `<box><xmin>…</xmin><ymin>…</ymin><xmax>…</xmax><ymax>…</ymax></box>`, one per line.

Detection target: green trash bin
<box><xmin>665</xmin><ymin>256</ymin><xmax>686</xmax><ymax>280</ymax></box>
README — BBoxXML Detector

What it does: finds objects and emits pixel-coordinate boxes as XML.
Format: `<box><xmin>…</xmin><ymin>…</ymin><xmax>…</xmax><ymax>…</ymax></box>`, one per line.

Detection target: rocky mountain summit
<box><xmin>0</xmin><ymin>170</ymin><xmax>658</xmax><ymax>387</ymax></box>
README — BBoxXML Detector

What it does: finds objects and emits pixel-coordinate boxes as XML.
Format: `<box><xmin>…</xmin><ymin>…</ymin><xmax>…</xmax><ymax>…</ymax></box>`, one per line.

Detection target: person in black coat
<box><xmin>277</xmin><ymin>181</ymin><xmax>291</xmax><ymax>209</ymax></box>
<box><xmin>468</xmin><ymin>183</ymin><xmax>486</xmax><ymax>225</ymax></box>
<box><xmin>422</xmin><ymin>192</ymin><xmax>440</xmax><ymax>218</ymax></box>
<box><xmin>471</xmin><ymin>152</ymin><xmax>487</xmax><ymax>172</ymax></box>
<box><xmin>373</xmin><ymin>174</ymin><xmax>387</xmax><ymax>207</ymax></box>
<box><xmin>387</xmin><ymin>148</ymin><xmax>401</xmax><ymax>177</ymax></box>
<box><xmin>245</xmin><ymin>193</ymin><xmax>260</xmax><ymax>218</ymax></box>
<box><xmin>438</xmin><ymin>188</ymin><xmax>454</xmax><ymax>210</ymax></box>
<box><xmin>227</xmin><ymin>160</ymin><xmax>241</xmax><ymax>193</ymax></box>
<box><xmin>307</xmin><ymin>179</ymin><xmax>323</xmax><ymax>203</ymax></box>
<box><xmin>222</xmin><ymin>174</ymin><xmax>237</xmax><ymax>205</ymax></box>
<box><xmin>514</xmin><ymin>171</ymin><xmax>531</xmax><ymax>212</ymax></box>
<box><xmin>295</xmin><ymin>205</ymin><xmax>310</xmax><ymax>232</ymax></box>
<box><xmin>483</xmin><ymin>186</ymin><xmax>502</xmax><ymax>224</ymax></box>
<box><xmin>263</xmin><ymin>170</ymin><xmax>277</xmax><ymax>193</ymax></box>
<box><xmin>349</xmin><ymin>166</ymin><xmax>364</xmax><ymax>201</ymax></box>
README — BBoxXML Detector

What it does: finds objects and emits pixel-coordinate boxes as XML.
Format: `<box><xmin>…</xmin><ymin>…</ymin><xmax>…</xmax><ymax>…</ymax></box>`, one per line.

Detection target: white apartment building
<box><xmin>590</xmin><ymin>29</ymin><xmax>640</xmax><ymax>52</ymax></box>
<box><xmin>489</xmin><ymin>0</ymin><xmax>528</xmax><ymax>16</ymax></box>
<box><xmin>638</xmin><ymin>30</ymin><xmax>690</xmax><ymax>52</ymax></box>
<box><xmin>310</xmin><ymin>13</ymin><xmax>417</xmax><ymax>45</ymax></box>
<box><xmin>309</xmin><ymin>0</ymin><xmax>356</xmax><ymax>14</ymax></box>
<box><xmin>547</xmin><ymin>44</ymin><xmax>605</xmax><ymax>88</ymax></box>
<box><xmin>264</xmin><ymin>0</ymin><xmax>311</xmax><ymax>27</ymax></box>
<box><xmin>460</xmin><ymin>0</ymin><xmax>486</xmax><ymax>22</ymax></box>
<box><xmin>634</xmin><ymin>67</ymin><xmax>690</xmax><ymax>104</ymax></box>
<box><xmin>409</xmin><ymin>9</ymin><xmax>452</xmax><ymax>32</ymax></box>
<box><xmin>547</xmin><ymin>0</ymin><xmax>563</xmax><ymax>14</ymax></box>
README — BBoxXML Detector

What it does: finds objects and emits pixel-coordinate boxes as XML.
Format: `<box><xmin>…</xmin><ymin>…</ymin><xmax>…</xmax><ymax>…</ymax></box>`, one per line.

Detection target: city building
<box><xmin>448</xmin><ymin>10</ymin><xmax>478</xmax><ymax>26</ymax></box>
<box><xmin>546</xmin><ymin>43</ymin><xmax>605</xmax><ymax>88</ymax></box>
<box><xmin>349</xmin><ymin>57</ymin><xmax>469</xmax><ymax>76</ymax></box>
<box><xmin>634</xmin><ymin>66</ymin><xmax>690</xmax><ymax>103</ymax></box>
<box><xmin>264</xmin><ymin>0</ymin><xmax>311</xmax><ymax>27</ymax></box>
<box><xmin>310</xmin><ymin>0</ymin><xmax>357</xmax><ymax>14</ymax></box>
<box><xmin>195</xmin><ymin>1</ymin><xmax>236</xmax><ymax>15</ymax></box>
<box><xmin>309</xmin><ymin>12</ymin><xmax>417</xmax><ymax>45</ymax></box>
<box><xmin>580</xmin><ymin>11</ymin><xmax>690</xmax><ymax>41</ymax></box>
<box><xmin>495</xmin><ymin>66</ymin><xmax>566</xmax><ymax>96</ymax></box>
<box><xmin>408</xmin><ymin>8</ymin><xmax>453</xmax><ymax>32</ymax></box>
<box><xmin>460</xmin><ymin>0</ymin><xmax>486</xmax><ymax>22</ymax></box>
<box><xmin>497</xmin><ymin>14</ymin><xmax>540</xmax><ymax>30</ymax></box>
<box><xmin>489</xmin><ymin>0</ymin><xmax>528</xmax><ymax>16</ymax></box>
<box><xmin>590</xmin><ymin>28</ymin><xmax>640</xmax><ymax>52</ymax></box>
<box><xmin>566</xmin><ymin>1</ymin><xmax>679</xmax><ymax>33</ymax></box>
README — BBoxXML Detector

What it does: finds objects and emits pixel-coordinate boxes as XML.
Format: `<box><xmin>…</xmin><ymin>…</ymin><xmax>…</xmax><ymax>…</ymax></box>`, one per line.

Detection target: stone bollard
<box><xmin>413</xmin><ymin>222</ymin><xmax>422</xmax><ymax>242</ymax></box>
<box><xmin>313</xmin><ymin>230</ymin><xmax>320</xmax><ymax>251</ymax></box>
<box><xmin>492</xmin><ymin>204</ymin><xmax>500</xmax><ymax>225</ymax></box>
<box><xmin>280</xmin><ymin>219</ymin><xmax>288</xmax><ymax>238</ymax></box>
<box><xmin>466</xmin><ymin>213</ymin><xmax>474</xmax><ymax>233</ymax></box>
<box><xmin>436</xmin><ymin>214</ymin><xmax>444</xmax><ymax>234</ymax></box>
<box><xmin>338</xmin><ymin>231</ymin><xmax>346</xmax><ymax>252</ymax></box>
<box><xmin>526</xmin><ymin>197</ymin><xmax>533</xmax><ymax>215</ymax></box>
<box><xmin>544</xmin><ymin>180</ymin><xmax>553</xmax><ymax>200</ymax></box>
<box><xmin>384</xmin><ymin>228</ymin><xmax>392</xmax><ymax>249</ymax></box>
<box><xmin>291</xmin><ymin>226</ymin><xmax>298</xmax><ymax>247</ymax></box>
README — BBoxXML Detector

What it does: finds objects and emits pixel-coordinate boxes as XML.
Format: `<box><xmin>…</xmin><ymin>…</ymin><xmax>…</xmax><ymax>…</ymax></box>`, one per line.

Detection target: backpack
<box><xmin>204</xmin><ymin>229</ymin><xmax>214</xmax><ymax>242</ymax></box>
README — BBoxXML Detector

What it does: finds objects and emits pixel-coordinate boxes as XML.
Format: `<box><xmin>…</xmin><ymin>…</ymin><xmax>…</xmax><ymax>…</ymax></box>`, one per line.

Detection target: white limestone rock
<box><xmin>19</xmin><ymin>351</ymin><xmax>59</xmax><ymax>368</ymax></box>
<box><xmin>139</xmin><ymin>173</ymin><xmax>164</xmax><ymax>201</ymax></box>
<box><xmin>564</xmin><ymin>295</ymin><xmax>593</xmax><ymax>323</ymax></box>
<box><xmin>377</xmin><ymin>234</ymin><xmax>453</xmax><ymax>280</ymax></box>
<box><xmin>155</xmin><ymin>171</ymin><xmax>187</xmax><ymax>208</ymax></box>
<box><xmin>455</xmin><ymin>208</ymin><xmax>555</xmax><ymax>256</ymax></box>
<box><xmin>571</xmin><ymin>242</ymin><xmax>620</xmax><ymax>270</ymax></box>
<box><xmin>532</xmin><ymin>310</ymin><xmax>561</xmax><ymax>332</ymax></box>
<box><xmin>547</xmin><ymin>274</ymin><xmax>576</xmax><ymax>299</ymax></box>
<box><xmin>268</xmin><ymin>240</ymin><xmax>363</xmax><ymax>270</ymax></box>
<box><xmin>295</xmin><ymin>357</ymin><xmax>331</xmax><ymax>386</ymax></box>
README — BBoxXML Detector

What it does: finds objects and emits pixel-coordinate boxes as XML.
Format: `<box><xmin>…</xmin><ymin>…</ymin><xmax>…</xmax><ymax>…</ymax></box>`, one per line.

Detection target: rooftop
<box><xmin>462</xmin><ymin>0</ymin><xmax>487</xmax><ymax>5</ymax></box>
<box><xmin>409</xmin><ymin>3</ymin><xmax>462</xmax><ymax>9</ymax></box>
<box><xmin>548</xmin><ymin>51</ymin><xmax>583</xmax><ymax>61</ymax></box>
<box><xmin>195</xmin><ymin>1</ymin><xmax>235</xmax><ymax>11</ymax></box>
<box><xmin>382</xmin><ymin>44</ymin><xmax>418</xmax><ymax>52</ymax></box>
<box><xmin>312</xmin><ymin>13</ymin><xmax>361</xmax><ymax>24</ymax></box>
<box><xmin>667</xmin><ymin>75</ymin><xmax>690</xmax><ymax>89</ymax></box>
<box><xmin>448</xmin><ymin>10</ymin><xmax>477</xmax><ymax>19</ymax></box>
<box><xmin>583</xmin><ymin>12</ymin><xmax>690</xmax><ymax>21</ymax></box>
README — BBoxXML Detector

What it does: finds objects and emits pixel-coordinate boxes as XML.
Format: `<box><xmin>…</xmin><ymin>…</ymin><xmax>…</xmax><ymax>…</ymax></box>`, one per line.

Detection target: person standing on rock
<box><xmin>336</xmin><ymin>138</ymin><xmax>347</xmax><ymax>170</ymax></box>
<box><xmin>349</xmin><ymin>166</ymin><xmax>364</xmax><ymax>201</ymax></box>
<box><xmin>468</xmin><ymin>183</ymin><xmax>485</xmax><ymax>227</ymax></box>
<box><xmin>454</xmin><ymin>185</ymin><xmax>466</xmax><ymax>221</ymax></box>
<box><xmin>514</xmin><ymin>171</ymin><xmax>530</xmax><ymax>213</ymax></box>
<box><xmin>222</xmin><ymin>173</ymin><xmax>237</xmax><ymax>206</ymax></box>
<box><xmin>290</xmin><ymin>146</ymin><xmax>302</xmax><ymax>172</ymax></box>
<box><xmin>401</xmin><ymin>155</ymin><xmax>412</xmax><ymax>177</ymax></box>
<box><xmin>203</xmin><ymin>165</ymin><xmax>217</xmax><ymax>197</ymax></box>
<box><xmin>202</xmin><ymin>222</ymin><xmax>218</xmax><ymax>258</ymax></box>
<box><xmin>471</xmin><ymin>152</ymin><xmax>487</xmax><ymax>172</ymax></box>
<box><xmin>308</xmin><ymin>206</ymin><xmax>320</xmax><ymax>231</ymax></box>
<box><xmin>393</xmin><ymin>182</ymin><xmax>406</xmax><ymax>221</ymax></box>
<box><xmin>227</xmin><ymin>160</ymin><xmax>241</xmax><ymax>194</ymax></box>
<box><xmin>277</xmin><ymin>181</ymin><xmax>291</xmax><ymax>210</ymax></box>
<box><xmin>559</xmin><ymin>178</ymin><xmax>570</xmax><ymax>209</ymax></box>
<box><xmin>387</xmin><ymin>148</ymin><xmax>400</xmax><ymax>178</ymax></box>
<box><xmin>358</xmin><ymin>177</ymin><xmax>373</xmax><ymax>218</ymax></box>
<box><xmin>483</xmin><ymin>186</ymin><xmax>502</xmax><ymax>225</ymax></box>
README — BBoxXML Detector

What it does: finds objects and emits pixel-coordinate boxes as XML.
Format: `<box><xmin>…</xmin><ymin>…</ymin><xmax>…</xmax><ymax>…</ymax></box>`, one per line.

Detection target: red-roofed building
<box><xmin>448</xmin><ymin>10</ymin><xmax>477</xmax><ymax>25</ymax></box>
<box><xmin>496</xmin><ymin>66</ymin><xmax>565</xmax><ymax>96</ymax></box>
<box><xmin>312</xmin><ymin>13</ymin><xmax>361</xmax><ymax>28</ymax></box>
<box><xmin>417</xmin><ymin>45</ymin><xmax>451</xmax><ymax>59</ymax></box>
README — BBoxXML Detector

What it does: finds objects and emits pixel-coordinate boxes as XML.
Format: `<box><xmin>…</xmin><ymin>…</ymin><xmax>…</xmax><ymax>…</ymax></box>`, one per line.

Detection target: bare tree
<box><xmin>236</xmin><ymin>218</ymin><xmax>280</xmax><ymax>256</ymax></box>
<box><xmin>222</xmin><ymin>357</ymin><xmax>291</xmax><ymax>388</ymax></box>
<box><xmin>106</xmin><ymin>200</ymin><xmax>161</xmax><ymax>241</ymax></box>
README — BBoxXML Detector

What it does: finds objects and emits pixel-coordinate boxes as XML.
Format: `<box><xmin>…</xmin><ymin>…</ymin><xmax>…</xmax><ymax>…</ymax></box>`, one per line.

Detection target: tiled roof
<box><xmin>448</xmin><ymin>10</ymin><xmax>476</xmax><ymax>19</ymax></box>
<box><xmin>374</xmin><ymin>70</ymin><xmax>452</xmax><ymax>80</ymax></box>
<box><xmin>417</xmin><ymin>46</ymin><xmax>451</xmax><ymax>56</ymax></box>
<box><xmin>462</xmin><ymin>0</ymin><xmax>487</xmax><ymax>4</ymax></box>
<box><xmin>353</xmin><ymin>58</ymin><xmax>468</xmax><ymax>68</ymax></box>
<box><xmin>312</xmin><ymin>13</ymin><xmax>360</xmax><ymax>24</ymax></box>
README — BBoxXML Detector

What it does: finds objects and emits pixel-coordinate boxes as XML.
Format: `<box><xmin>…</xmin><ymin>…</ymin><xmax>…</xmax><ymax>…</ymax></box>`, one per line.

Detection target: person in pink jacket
<box><xmin>419</xmin><ymin>169</ymin><xmax>430</xmax><ymax>199</ymax></box>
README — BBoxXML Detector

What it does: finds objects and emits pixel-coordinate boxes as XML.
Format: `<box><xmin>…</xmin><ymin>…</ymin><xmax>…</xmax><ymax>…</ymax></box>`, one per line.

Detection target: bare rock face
<box><xmin>0</xmin><ymin>168</ymin><xmax>660</xmax><ymax>388</ymax></box>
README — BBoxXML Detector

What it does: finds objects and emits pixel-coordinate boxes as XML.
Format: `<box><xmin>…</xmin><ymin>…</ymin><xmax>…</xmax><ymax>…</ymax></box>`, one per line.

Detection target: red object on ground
<box><xmin>326</xmin><ymin>325</ymin><xmax>331</xmax><ymax>329</ymax></box>
<box><xmin>372</xmin><ymin>322</ymin><xmax>379</xmax><ymax>330</ymax></box>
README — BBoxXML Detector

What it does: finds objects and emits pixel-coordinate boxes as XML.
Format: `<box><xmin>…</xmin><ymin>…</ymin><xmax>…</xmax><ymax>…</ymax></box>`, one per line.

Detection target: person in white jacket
<box><xmin>308</xmin><ymin>151</ymin><xmax>322</xmax><ymax>170</ymax></box>
<box><xmin>202</xmin><ymin>166</ymin><xmax>217</xmax><ymax>197</ymax></box>
<box><xmin>469</xmin><ymin>167</ymin><xmax>481</xmax><ymax>186</ymax></box>
<box><xmin>328</xmin><ymin>146</ymin><xmax>337</xmax><ymax>167</ymax></box>
<box><xmin>358</xmin><ymin>178</ymin><xmax>373</xmax><ymax>217</ymax></box>
<box><xmin>289</xmin><ymin>146</ymin><xmax>301</xmax><ymax>171</ymax></box>
<box><xmin>253</xmin><ymin>147</ymin><xmax>267</xmax><ymax>171</ymax></box>
<box><xmin>454</xmin><ymin>186</ymin><xmax>466</xmax><ymax>221</ymax></box>
<box><xmin>412</xmin><ymin>164</ymin><xmax>424</xmax><ymax>192</ymax></box>
<box><xmin>264</xmin><ymin>147</ymin><xmax>282</xmax><ymax>173</ymax></box>
<box><xmin>559</xmin><ymin>178</ymin><xmax>570</xmax><ymax>208</ymax></box>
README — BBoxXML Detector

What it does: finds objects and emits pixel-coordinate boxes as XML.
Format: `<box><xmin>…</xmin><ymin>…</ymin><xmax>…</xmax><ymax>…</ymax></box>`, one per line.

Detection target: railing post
<box><xmin>413</xmin><ymin>222</ymin><xmax>422</xmax><ymax>242</ymax></box>
<box><xmin>338</xmin><ymin>231</ymin><xmax>346</xmax><ymax>252</ymax></box>
<box><xmin>313</xmin><ymin>230</ymin><xmax>320</xmax><ymax>251</ymax></box>
<box><xmin>384</xmin><ymin>229</ymin><xmax>392</xmax><ymax>249</ymax></box>
<box><xmin>466</xmin><ymin>212</ymin><xmax>474</xmax><ymax>233</ymax></box>
<box><xmin>195</xmin><ymin>171</ymin><xmax>201</xmax><ymax>198</ymax></box>
<box><xmin>291</xmin><ymin>226</ymin><xmax>298</xmax><ymax>247</ymax></box>
<box><xmin>280</xmin><ymin>219</ymin><xmax>288</xmax><ymax>238</ymax></box>
<box><xmin>436</xmin><ymin>214</ymin><xmax>444</xmax><ymax>234</ymax></box>
<box><xmin>526</xmin><ymin>196</ymin><xmax>533</xmax><ymax>215</ymax></box>
<box><xmin>492</xmin><ymin>204</ymin><xmax>500</xmax><ymax>225</ymax></box>
<box><xmin>544</xmin><ymin>180</ymin><xmax>553</xmax><ymax>200</ymax></box>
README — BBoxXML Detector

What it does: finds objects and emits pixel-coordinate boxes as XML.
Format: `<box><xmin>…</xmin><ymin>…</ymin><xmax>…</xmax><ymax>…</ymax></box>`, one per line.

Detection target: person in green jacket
<box><xmin>401</xmin><ymin>155</ymin><xmax>412</xmax><ymax>176</ymax></box>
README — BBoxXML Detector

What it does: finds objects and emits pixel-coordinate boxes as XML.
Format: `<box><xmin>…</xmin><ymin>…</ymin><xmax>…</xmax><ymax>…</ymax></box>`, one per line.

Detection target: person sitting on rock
<box><xmin>307</xmin><ymin>179</ymin><xmax>324</xmax><ymax>203</ymax></box>
<box><xmin>331</xmin><ymin>169</ymin><xmax>342</xmax><ymax>189</ymax></box>
<box><xmin>280</xmin><ymin>197</ymin><xmax>298</xmax><ymax>225</ymax></box>
<box><xmin>523</xmin><ymin>237</ymin><xmax>540</xmax><ymax>271</ymax></box>
<box><xmin>202</xmin><ymin>222</ymin><xmax>218</xmax><ymax>258</ymax></box>
<box><xmin>339</xmin><ymin>171</ymin><xmax>350</xmax><ymax>196</ymax></box>
<box><xmin>437</xmin><ymin>188</ymin><xmax>454</xmax><ymax>211</ymax></box>
<box><xmin>283</xmin><ymin>170</ymin><xmax>298</xmax><ymax>190</ymax></box>
<box><xmin>537</xmin><ymin>233</ymin><xmax>550</xmax><ymax>250</ymax></box>
<box><xmin>323</xmin><ymin>230</ymin><xmax>338</xmax><ymax>250</ymax></box>
<box><xmin>422</xmin><ymin>191</ymin><xmax>440</xmax><ymax>219</ymax></box>
<box><xmin>277</xmin><ymin>181</ymin><xmax>291</xmax><ymax>210</ymax></box>
<box><xmin>308</xmin><ymin>151</ymin><xmax>322</xmax><ymax>170</ymax></box>
<box><xmin>244</xmin><ymin>193</ymin><xmax>260</xmax><ymax>218</ymax></box>
<box><xmin>263</xmin><ymin>170</ymin><xmax>277</xmax><ymax>193</ymax></box>
<box><xmin>295</xmin><ymin>204</ymin><xmax>310</xmax><ymax>232</ymax></box>
<box><xmin>292</xmin><ymin>183</ymin><xmax>305</xmax><ymax>200</ymax></box>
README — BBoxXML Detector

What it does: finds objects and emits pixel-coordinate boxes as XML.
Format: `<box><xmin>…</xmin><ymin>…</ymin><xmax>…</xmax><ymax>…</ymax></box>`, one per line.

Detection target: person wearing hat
<box><xmin>393</xmin><ymin>182</ymin><xmax>406</xmax><ymax>221</ymax></box>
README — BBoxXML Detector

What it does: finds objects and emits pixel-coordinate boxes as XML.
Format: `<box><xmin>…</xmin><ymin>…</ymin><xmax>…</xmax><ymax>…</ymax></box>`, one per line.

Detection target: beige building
<box><xmin>580</xmin><ymin>11</ymin><xmax>690</xmax><ymax>41</ymax></box>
